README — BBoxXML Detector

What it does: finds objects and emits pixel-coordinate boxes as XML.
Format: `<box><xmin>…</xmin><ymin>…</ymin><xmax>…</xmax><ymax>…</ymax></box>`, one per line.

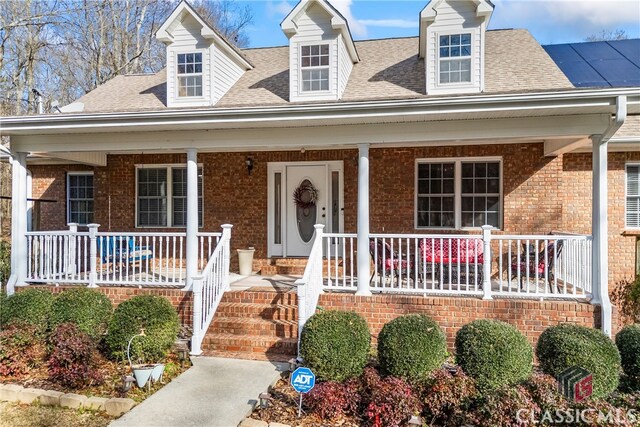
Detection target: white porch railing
<box><xmin>317</xmin><ymin>227</ymin><xmax>592</xmax><ymax>300</ymax></box>
<box><xmin>190</xmin><ymin>224</ymin><xmax>232</xmax><ymax>355</ymax></box>
<box><xmin>295</xmin><ymin>224</ymin><xmax>326</xmax><ymax>357</ymax></box>
<box><xmin>26</xmin><ymin>223</ymin><xmax>221</xmax><ymax>287</ymax></box>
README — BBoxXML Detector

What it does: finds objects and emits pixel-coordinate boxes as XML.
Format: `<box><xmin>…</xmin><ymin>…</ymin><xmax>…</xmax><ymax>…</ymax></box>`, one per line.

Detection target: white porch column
<box><xmin>357</xmin><ymin>143</ymin><xmax>371</xmax><ymax>296</ymax></box>
<box><xmin>591</xmin><ymin>135</ymin><xmax>612</xmax><ymax>336</ymax></box>
<box><xmin>7</xmin><ymin>152</ymin><xmax>28</xmax><ymax>294</ymax></box>
<box><xmin>185</xmin><ymin>148</ymin><xmax>199</xmax><ymax>290</ymax></box>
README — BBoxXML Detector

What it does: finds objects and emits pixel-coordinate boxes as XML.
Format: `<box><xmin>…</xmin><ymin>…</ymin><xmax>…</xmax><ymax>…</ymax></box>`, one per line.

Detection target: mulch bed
<box><xmin>252</xmin><ymin>378</ymin><xmax>361</xmax><ymax>427</ymax></box>
<box><xmin>1</xmin><ymin>353</ymin><xmax>190</xmax><ymax>403</ymax></box>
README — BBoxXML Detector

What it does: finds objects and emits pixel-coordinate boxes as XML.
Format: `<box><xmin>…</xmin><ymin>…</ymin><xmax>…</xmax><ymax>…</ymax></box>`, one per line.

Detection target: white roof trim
<box><xmin>419</xmin><ymin>0</ymin><xmax>494</xmax><ymax>58</ymax></box>
<box><xmin>281</xmin><ymin>0</ymin><xmax>360</xmax><ymax>63</ymax></box>
<box><xmin>156</xmin><ymin>1</ymin><xmax>252</xmax><ymax>70</ymax></box>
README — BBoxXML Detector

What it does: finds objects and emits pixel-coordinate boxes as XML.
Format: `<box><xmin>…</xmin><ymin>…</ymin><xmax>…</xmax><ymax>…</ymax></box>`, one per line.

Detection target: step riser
<box><xmin>210</xmin><ymin>320</ymin><xmax>298</xmax><ymax>338</ymax></box>
<box><xmin>203</xmin><ymin>337</ymin><xmax>297</xmax><ymax>354</ymax></box>
<box><xmin>221</xmin><ymin>292</ymin><xmax>298</xmax><ymax>305</ymax></box>
<box><xmin>216</xmin><ymin>305</ymin><xmax>298</xmax><ymax>320</ymax></box>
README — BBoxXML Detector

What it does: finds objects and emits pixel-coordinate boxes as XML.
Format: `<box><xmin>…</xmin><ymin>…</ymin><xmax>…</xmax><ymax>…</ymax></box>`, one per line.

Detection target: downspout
<box><xmin>592</xmin><ymin>95</ymin><xmax>627</xmax><ymax>337</ymax></box>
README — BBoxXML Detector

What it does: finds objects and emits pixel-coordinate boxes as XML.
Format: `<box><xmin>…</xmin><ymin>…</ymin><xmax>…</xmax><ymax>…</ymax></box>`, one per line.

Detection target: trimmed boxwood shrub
<box><xmin>378</xmin><ymin>314</ymin><xmax>447</xmax><ymax>379</ymax></box>
<box><xmin>536</xmin><ymin>323</ymin><xmax>621</xmax><ymax>399</ymax></box>
<box><xmin>455</xmin><ymin>319</ymin><xmax>533</xmax><ymax>391</ymax></box>
<box><xmin>300</xmin><ymin>310</ymin><xmax>370</xmax><ymax>381</ymax></box>
<box><xmin>615</xmin><ymin>324</ymin><xmax>640</xmax><ymax>379</ymax></box>
<box><xmin>105</xmin><ymin>295</ymin><xmax>180</xmax><ymax>362</ymax></box>
<box><xmin>49</xmin><ymin>288</ymin><xmax>113</xmax><ymax>340</ymax></box>
<box><xmin>1</xmin><ymin>288</ymin><xmax>54</xmax><ymax>331</ymax></box>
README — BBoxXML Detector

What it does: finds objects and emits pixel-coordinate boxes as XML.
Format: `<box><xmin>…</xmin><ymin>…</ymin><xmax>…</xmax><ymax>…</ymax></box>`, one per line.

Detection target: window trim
<box><xmin>298</xmin><ymin>42</ymin><xmax>331</xmax><ymax>95</ymax></box>
<box><xmin>176</xmin><ymin>51</ymin><xmax>204</xmax><ymax>99</ymax></box>
<box><xmin>625</xmin><ymin>162</ymin><xmax>640</xmax><ymax>230</ymax></box>
<box><xmin>436</xmin><ymin>30</ymin><xmax>475</xmax><ymax>88</ymax></box>
<box><xmin>414</xmin><ymin>157</ymin><xmax>503</xmax><ymax>230</ymax></box>
<box><xmin>67</xmin><ymin>171</ymin><xmax>94</xmax><ymax>226</ymax></box>
<box><xmin>134</xmin><ymin>164</ymin><xmax>204</xmax><ymax>229</ymax></box>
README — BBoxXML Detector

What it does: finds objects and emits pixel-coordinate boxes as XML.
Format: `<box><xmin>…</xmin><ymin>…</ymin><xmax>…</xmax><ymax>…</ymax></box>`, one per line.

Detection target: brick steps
<box><xmin>201</xmin><ymin>289</ymin><xmax>299</xmax><ymax>361</ymax></box>
<box><xmin>258</xmin><ymin>257</ymin><xmax>346</xmax><ymax>277</ymax></box>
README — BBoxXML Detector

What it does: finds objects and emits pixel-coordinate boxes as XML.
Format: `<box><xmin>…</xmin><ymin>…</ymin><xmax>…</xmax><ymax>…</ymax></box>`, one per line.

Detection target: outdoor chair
<box><xmin>419</xmin><ymin>238</ymin><xmax>484</xmax><ymax>288</ymax></box>
<box><xmin>511</xmin><ymin>240</ymin><xmax>564</xmax><ymax>293</ymax></box>
<box><xmin>369</xmin><ymin>239</ymin><xmax>415</xmax><ymax>284</ymax></box>
<box><xmin>99</xmin><ymin>236</ymin><xmax>154</xmax><ymax>267</ymax></box>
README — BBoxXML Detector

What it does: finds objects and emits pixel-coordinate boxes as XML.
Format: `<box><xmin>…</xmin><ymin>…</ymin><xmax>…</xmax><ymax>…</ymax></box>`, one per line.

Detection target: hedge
<box><xmin>455</xmin><ymin>319</ymin><xmax>533</xmax><ymax>391</ymax></box>
<box><xmin>536</xmin><ymin>323</ymin><xmax>621</xmax><ymax>399</ymax></box>
<box><xmin>1</xmin><ymin>288</ymin><xmax>54</xmax><ymax>331</ymax></box>
<box><xmin>377</xmin><ymin>314</ymin><xmax>447</xmax><ymax>379</ymax></box>
<box><xmin>49</xmin><ymin>288</ymin><xmax>113</xmax><ymax>340</ymax></box>
<box><xmin>105</xmin><ymin>295</ymin><xmax>180</xmax><ymax>362</ymax></box>
<box><xmin>615</xmin><ymin>324</ymin><xmax>640</xmax><ymax>380</ymax></box>
<box><xmin>300</xmin><ymin>310</ymin><xmax>370</xmax><ymax>381</ymax></box>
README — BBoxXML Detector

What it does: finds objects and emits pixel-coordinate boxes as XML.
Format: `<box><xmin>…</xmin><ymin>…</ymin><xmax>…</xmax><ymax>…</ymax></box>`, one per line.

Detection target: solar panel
<box><xmin>610</xmin><ymin>39</ymin><xmax>640</xmax><ymax>68</ymax></box>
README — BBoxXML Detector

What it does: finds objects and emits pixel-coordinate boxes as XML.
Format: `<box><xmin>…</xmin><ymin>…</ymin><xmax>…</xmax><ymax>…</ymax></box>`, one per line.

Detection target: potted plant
<box><xmin>127</xmin><ymin>329</ymin><xmax>164</xmax><ymax>388</ymax></box>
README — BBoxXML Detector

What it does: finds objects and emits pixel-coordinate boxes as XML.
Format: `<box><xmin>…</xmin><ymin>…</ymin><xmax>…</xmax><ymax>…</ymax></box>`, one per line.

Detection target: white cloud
<box><xmin>266</xmin><ymin>0</ymin><xmax>294</xmax><ymax>18</ymax></box>
<box><xmin>358</xmin><ymin>19</ymin><xmax>418</xmax><ymax>29</ymax></box>
<box><xmin>331</xmin><ymin>0</ymin><xmax>368</xmax><ymax>37</ymax></box>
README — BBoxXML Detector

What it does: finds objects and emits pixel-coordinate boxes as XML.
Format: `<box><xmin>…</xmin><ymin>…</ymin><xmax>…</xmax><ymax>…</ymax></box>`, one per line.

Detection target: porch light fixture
<box><xmin>246</xmin><ymin>157</ymin><xmax>254</xmax><ymax>175</ymax></box>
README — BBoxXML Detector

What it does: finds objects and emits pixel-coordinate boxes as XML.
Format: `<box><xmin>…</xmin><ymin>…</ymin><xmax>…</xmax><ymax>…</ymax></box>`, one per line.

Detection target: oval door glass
<box><xmin>296</xmin><ymin>179</ymin><xmax>317</xmax><ymax>243</ymax></box>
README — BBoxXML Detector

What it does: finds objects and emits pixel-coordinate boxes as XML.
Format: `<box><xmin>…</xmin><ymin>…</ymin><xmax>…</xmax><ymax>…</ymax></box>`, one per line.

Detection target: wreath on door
<box><xmin>293</xmin><ymin>181</ymin><xmax>319</xmax><ymax>210</ymax></box>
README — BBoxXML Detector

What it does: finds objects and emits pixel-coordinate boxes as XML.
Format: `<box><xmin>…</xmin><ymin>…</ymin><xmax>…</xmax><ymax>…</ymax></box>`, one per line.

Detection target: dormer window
<box><xmin>301</xmin><ymin>44</ymin><xmax>330</xmax><ymax>92</ymax></box>
<box><xmin>438</xmin><ymin>33</ymin><xmax>472</xmax><ymax>85</ymax></box>
<box><xmin>177</xmin><ymin>52</ymin><xmax>203</xmax><ymax>97</ymax></box>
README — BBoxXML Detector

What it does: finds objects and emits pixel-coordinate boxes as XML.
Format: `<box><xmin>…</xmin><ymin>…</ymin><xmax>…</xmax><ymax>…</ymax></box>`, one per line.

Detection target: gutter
<box><xmin>0</xmin><ymin>87</ymin><xmax>638</xmax><ymax>134</ymax></box>
<box><xmin>601</xmin><ymin>95</ymin><xmax>627</xmax><ymax>143</ymax></box>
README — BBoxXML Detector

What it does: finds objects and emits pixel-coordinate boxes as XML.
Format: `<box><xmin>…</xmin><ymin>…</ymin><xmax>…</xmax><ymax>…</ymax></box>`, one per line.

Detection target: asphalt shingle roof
<box><xmin>72</xmin><ymin>29</ymin><xmax>573</xmax><ymax>113</ymax></box>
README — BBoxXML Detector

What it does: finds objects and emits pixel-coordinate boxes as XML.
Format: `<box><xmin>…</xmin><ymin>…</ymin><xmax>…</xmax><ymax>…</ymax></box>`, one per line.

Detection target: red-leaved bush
<box><xmin>462</xmin><ymin>384</ymin><xmax>540</xmax><ymax>427</ymax></box>
<box><xmin>360</xmin><ymin>367</ymin><xmax>421</xmax><ymax>427</ymax></box>
<box><xmin>421</xmin><ymin>366</ymin><xmax>477</xmax><ymax>424</ymax></box>
<box><xmin>0</xmin><ymin>323</ymin><xmax>46</xmax><ymax>378</ymax></box>
<box><xmin>48</xmin><ymin>323</ymin><xmax>103</xmax><ymax>388</ymax></box>
<box><xmin>305</xmin><ymin>379</ymin><xmax>361</xmax><ymax>420</ymax></box>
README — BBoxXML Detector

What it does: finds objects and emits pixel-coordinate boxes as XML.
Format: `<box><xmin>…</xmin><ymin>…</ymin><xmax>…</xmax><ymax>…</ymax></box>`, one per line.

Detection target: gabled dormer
<box><xmin>281</xmin><ymin>0</ymin><xmax>360</xmax><ymax>103</ymax></box>
<box><xmin>156</xmin><ymin>1</ymin><xmax>253</xmax><ymax>108</ymax></box>
<box><xmin>419</xmin><ymin>0</ymin><xmax>494</xmax><ymax>95</ymax></box>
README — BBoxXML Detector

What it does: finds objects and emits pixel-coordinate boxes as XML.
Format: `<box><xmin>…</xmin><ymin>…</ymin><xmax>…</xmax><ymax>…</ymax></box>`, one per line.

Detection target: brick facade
<box><xmin>26</xmin><ymin>143</ymin><xmax>637</xmax><ymax>292</ymax></box>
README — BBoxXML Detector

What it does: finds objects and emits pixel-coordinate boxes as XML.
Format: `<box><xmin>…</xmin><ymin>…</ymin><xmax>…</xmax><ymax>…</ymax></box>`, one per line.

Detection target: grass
<box><xmin>0</xmin><ymin>402</ymin><xmax>112</xmax><ymax>427</ymax></box>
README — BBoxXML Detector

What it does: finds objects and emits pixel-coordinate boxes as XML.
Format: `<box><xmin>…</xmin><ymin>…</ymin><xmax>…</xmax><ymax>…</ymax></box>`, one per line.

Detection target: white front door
<box><xmin>285</xmin><ymin>165</ymin><xmax>328</xmax><ymax>256</ymax></box>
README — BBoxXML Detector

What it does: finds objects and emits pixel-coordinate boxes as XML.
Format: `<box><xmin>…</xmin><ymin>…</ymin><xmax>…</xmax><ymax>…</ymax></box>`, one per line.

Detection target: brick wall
<box><xmin>19</xmin><ymin>285</ymin><xmax>193</xmax><ymax>326</ymax></box>
<box><xmin>318</xmin><ymin>293</ymin><xmax>602</xmax><ymax>350</ymax></box>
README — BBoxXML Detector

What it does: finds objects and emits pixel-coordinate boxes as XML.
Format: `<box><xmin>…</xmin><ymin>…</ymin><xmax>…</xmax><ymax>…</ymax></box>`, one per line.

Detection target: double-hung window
<box><xmin>136</xmin><ymin>166</ymin><xmax>203</xmax><ymax>228</ymax></box>
<box><xmin>417</xmin><ymin>159</ymin><xmax>501</xmax><ymax>229</ymax></box>
<box><xmin>300</xmin><ymin>44</ymin><xmax>329</xmax><ymax>92</ymax></box>
<box><xmin>177</xmin><ymin>52</ymin><xmax>203</xmax><ymax>97</ymax></box>
<box><xmin>67</xmin><ymin>172</ymin><xmax>94</xmax><ymax>225</ymax></box>
<box><xmin>438</xmin><ymin>33</ymin><xmax>472</xmax><ymax>84</ymax></box>
<box><xmin>626</xmin><ymin>164</ymin><xmax>640</xmax><ymax>228</ymax></box>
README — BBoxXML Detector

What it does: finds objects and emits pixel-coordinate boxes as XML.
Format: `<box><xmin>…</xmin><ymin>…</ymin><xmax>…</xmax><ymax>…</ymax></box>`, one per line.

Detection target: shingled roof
<box><xmin>70</xmin><ymin>29</ymin><xmax>573</xmax><ymax>114</ymax></box>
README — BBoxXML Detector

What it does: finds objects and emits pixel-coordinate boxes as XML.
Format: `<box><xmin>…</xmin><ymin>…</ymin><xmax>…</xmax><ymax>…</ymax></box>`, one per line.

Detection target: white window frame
<box><xmin>625</xmin><ymin>163</ymin><xmax>640</xmax><ymax>229</ymax></box>
<box><xmin>176</xmin><ymin>51</ymin><xmax>204</xmax><ymax>98</ymax></box>
<box><xmin>135</xmin><ymin>164</ymin><xmax>203</xmax><ymax>229</ymax></box>
<box><xmin>66</xmin><ymin>172</ymin><xmax>94</xmax><ymax>226</ymax></box>
<box><xmin>436</xmin><ymin>30</ymin><xmax>474</xmax><ymax>88</ymax></box>
<box><xmin>415</xmin><ymin>157</ymin><xmax>503</xmax><ymax>230</ymax></box>
<box><xmin>299</xmin><ymin>42</ymin><xmax>331</xmax><ymax>94</ymax></box>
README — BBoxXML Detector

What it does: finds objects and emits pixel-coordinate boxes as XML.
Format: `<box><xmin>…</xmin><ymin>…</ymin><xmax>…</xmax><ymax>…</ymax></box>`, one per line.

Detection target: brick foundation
<box><xmin>17</xmin><ymin>285</ymin><xmax>193</xmax><ymax>326</ymax></box>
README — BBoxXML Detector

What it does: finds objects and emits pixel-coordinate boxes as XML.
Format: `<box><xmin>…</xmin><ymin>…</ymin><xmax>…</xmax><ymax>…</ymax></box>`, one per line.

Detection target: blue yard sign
<box><xmin>291</xmin><ymin>367</ymin><xmax>316</xmax><ymax>393</ymax></box>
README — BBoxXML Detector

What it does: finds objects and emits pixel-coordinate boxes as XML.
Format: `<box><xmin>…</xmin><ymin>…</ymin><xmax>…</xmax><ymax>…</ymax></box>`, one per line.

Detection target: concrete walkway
<box><xmin>110</xmin><ymin>357</ymin><xmax>287</xmax><ymax>427</ymax></box>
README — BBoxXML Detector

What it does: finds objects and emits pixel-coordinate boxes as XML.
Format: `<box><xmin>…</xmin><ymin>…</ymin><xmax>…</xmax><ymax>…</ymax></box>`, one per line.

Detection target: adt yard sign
<box><xmin>291</xmin><ymin>367</ymin><xmax>315</xmax><ymax>393</ymax></box>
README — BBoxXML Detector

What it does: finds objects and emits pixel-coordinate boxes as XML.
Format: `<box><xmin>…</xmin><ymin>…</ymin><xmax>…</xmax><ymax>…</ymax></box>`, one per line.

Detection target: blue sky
<box><xmin>238</xmin><ymin>0</ymin><xmax>640</xmax><ymax>48</ymax></box>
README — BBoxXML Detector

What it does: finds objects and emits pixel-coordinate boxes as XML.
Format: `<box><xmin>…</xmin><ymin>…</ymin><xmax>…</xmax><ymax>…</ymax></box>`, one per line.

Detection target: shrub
<box><xmin>361</xmin><ymin>367</ymin><xmax>421</xmax><ymax>427</ymax></box>
<box><xmin>455</xmin><ymin>319</ymin><xmax>533</xmax><ymax>391</ymax></box>
<box><xmin>299</xmin><ymin>310</ymin><xmax>370</xmax><ymax>381</ymax></box>
<box><xmin>305</xmin><ymin>379</ymin><xmax>361</xmax><ymax>420</ymax></box>
<box><xmin>616</xmin><ymin>324</ymin><xmax>640</xmax><ymax>380</ymax></box>
<box><xmin>49</xmin><ymin>288</ymin><xmax>112</xmax><ymax>340</ymax></box>
<box><xmin>612</xmin><ymin>277</ymin><xmax>640</xmax><ymax>324</ymax></box>
<box><xmin>105</xmin><ymin>295</ymin><xmax>180</xmax><ymax>362</ymax></box>
<box><xmin>377</xmin><ymin>314</ymin><xmax>447</xmax><ymax>380</ymax></box>
<box><xmin>463</xmin><ymin>384</ymin><xmax>539</xmax><ymax>427</ymax></box>
<box><xmin>420</xmin><ymin>367</ymin><xmax>477</xmax><ymax>424</ymax></box>
<box><xmin>0</xmin><ymin>323</ymin><xmax>46</xmax><ymax>378</ymax></box>
<box><xmin>536</xmin><ymin>323</ymin><xmax>621</xmax><ymax>399</ymax></box>
<box><xmin>0</xmin><ymin>240</ymin><xmax>9</xmax><ymax>291</ymax></box>
<box><xmin>48</xmin><ymin>323</ymin><xmax>103</xmax><ymax>388</ymax></box>
<box><xmin>1</xmin><ymin>288</ymin><xmax>54</xmax><ymax>331</ymax></box>
<box><xmin>523</xmin><ymin>373</ymin><xmax>567</xmax><ymax>414</ymax></box>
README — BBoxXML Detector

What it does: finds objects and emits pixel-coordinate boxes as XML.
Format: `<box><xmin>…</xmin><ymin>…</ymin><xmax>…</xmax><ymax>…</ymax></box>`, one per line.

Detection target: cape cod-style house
<box><xmin>2</xmin><ymin>0</ymin><xmax>639</xmax><ymax>360</ymax></box>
